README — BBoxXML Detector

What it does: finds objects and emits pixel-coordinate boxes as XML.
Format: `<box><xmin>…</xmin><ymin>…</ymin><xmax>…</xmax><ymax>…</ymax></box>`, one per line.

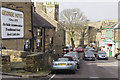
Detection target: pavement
<box><xmin>1</xmin><ymin>70</ymin><xmax>51</xmax><ymax>78</ymax></box>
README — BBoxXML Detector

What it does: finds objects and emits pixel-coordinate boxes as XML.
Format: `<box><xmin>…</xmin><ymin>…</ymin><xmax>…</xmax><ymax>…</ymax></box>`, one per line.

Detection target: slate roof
<box><xmin>33</xmin><ymin>12</ymin><xmax>55</xmax><ymax>29</ymax></box>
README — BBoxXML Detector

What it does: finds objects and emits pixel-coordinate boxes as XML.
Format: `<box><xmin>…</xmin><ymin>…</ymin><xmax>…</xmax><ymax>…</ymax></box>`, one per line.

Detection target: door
<box><xmin>109</xmin><ymin>46</ymin><xmax>112</xmax><ymax>57</ymax></box>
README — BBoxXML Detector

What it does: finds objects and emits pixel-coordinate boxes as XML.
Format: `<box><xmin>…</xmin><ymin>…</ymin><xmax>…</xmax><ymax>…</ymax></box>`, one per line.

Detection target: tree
<box><xmin>60</xmin><ymin>8</ymin><xmax>89</xmax><ymax>48</ymax></box>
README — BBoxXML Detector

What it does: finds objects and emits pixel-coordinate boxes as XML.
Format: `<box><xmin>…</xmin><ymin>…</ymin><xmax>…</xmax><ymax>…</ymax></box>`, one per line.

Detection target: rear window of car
<box><xmin>78</xmin><ymin>47</ymin><xmax>82</xmax><ymax>49</ymax></box>
<box><xmin>85</xmin><ymin>51</ymin><xmax>94</xmax><ymax>55</ymax></box>
<box><xmin>56</xmin><ymin>57</ymin><xmax>73</xmax><ymax>61</ymax></box>
<box><xmin>65</xmin><ymin>47</ymin><xmax>69</xmax><ymax>49</ymax></box>
<box><xmin>57</xmin><ymin>58</ymin><xmax>69</xmax><ymax>61</ymax></box>
<box><xmin>98</xmin><ymin>51</ymin><xmax>106</xmax><ymax>54</ymax></box>
<box><xmin>89</xmin><ymin>50</ymin><xmax>95</xmax><ymax>52</ymax></box>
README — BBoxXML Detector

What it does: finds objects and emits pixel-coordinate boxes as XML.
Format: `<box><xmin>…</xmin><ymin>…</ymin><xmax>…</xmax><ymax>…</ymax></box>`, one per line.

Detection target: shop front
<box><xmin>104</xmin><ymin>39</ymin><xmax>115</xmax><ymax>57</ymax></box>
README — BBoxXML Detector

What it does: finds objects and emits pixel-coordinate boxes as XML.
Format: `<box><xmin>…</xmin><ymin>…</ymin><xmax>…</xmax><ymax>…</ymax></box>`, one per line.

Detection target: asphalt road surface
<box><xmin>48</xmin><ymin>53</ymin><xmax>119</xmax><ymax>80</ymax></box>
<box><xmin>1</xmin><ymin>53</ymin><xmax>119</xmax><ymax>80</ymax></box>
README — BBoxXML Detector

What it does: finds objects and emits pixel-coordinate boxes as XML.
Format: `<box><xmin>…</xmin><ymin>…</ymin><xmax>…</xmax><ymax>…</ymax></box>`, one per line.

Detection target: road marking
<box><xmin>89</xmin><ymin>77</ymin><xmax>100</xmax><ymax>78</ymax></box>
<box><xmin>49</xmin><ymin>74</ymin><xmax>56</xmax><ymax>80</ymax></box>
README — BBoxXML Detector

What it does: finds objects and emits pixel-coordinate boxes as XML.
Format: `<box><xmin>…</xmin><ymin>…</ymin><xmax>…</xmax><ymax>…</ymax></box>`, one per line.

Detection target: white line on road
<box><xmin>89</xmin><ymin>77</ymin><xmax>100</xmax><ymax>78</ymax></box>
<box><xmin>49</xmin><ymin>74</ymin><xmax>56</xmax><ymax>80</ymax></box>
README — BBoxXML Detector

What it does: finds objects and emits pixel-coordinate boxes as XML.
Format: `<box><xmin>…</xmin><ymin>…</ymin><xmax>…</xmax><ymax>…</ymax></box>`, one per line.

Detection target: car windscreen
<box><xmin>57</xmin><ymin>58</ymin><xmax>69</xmax><ymax>61</ymax></box>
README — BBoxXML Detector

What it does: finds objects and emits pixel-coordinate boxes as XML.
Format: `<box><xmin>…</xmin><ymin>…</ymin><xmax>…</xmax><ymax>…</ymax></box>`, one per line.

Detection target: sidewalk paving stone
<box><xmin>2</xmin><ymin>70</ymin><xmax>51</xmax><ymax>78</ymax></box>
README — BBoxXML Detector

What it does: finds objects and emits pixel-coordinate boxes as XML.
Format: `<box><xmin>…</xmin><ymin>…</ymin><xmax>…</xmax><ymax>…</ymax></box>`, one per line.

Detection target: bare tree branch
<box><xmin>60</xmin><ymin>8</ymin><xmax>89</xmax><ymax>47</ymax></box>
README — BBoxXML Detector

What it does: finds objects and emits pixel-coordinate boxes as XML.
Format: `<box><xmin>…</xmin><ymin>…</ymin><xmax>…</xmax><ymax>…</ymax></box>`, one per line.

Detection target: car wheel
<box><xmin>51</xmin><ymin>70</ymin><xmax>55</xmax><ymax>74</ymax></box>
<box><xmin>77</xmin><ymin>65</ymin><xmax>80</xmax><ymax>69</ymax></box>
<box><xmin>82</xmin><ymin>58</ymin><xmax>84</xmax><ymax>60</ymax></box>
<box><xmin>72</xmin><ymin>70</ymin><xmax>76</xmax><ymax>74</ymax></box>
<box><xmin>93</xmin><ymin>58</ymin><xmax>95</xmax><ymax>61</ymax></box>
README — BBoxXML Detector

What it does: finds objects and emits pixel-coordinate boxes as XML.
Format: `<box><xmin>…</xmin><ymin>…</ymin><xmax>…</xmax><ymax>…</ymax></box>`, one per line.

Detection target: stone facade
<box><xmin>2</xmin><ymin>49</ymin><xmax>30</xmax><ymax>62</ymax></box>
<box><xmin>26</xmin><ymin>52</ymin><xmax>58</xmax><ymax>72</ymax></box>
<box><xmin>1</xmin><ymin>2</ymin><xmax>34</xmax><ymax>51</ymax></box>
<box><xmin>2</xmin><ymin>55</ymin><xmax>11</xmax><ymax>72</ymax></box>
<box><xmin>65</xmin><ymin>26</ymin><xmax>97</xmax><ymax>48</ymax></box>
<box><xmin>96</xmin><ymin>22</ymin><xmax>120</xmax><ymax>57</ymax></box>
<box><xmin>36</xmin><ymin>2</ymin><xmax>64</xmax><ymax>54</ymax></box>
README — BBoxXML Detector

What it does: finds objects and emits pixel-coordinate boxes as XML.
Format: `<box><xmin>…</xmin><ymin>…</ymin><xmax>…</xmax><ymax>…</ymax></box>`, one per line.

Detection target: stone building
<box><xmin>96</xmin><ymin>22</ymin><xmax>120</xmax><ymax>57</ymax></box>
<box><xmin>1</xmin><ymin>1</ymin><xmax>64</xmax><ymax>54</ymax></box>
<box><xmin>1</xmin><ymin>1</ymin><xmax>34</xmax><ymax>52</ymax></box>
<box><xmin>35</xmin><ymin>2</ymin><xmax>65</xmax><ymax>54</ymax></box>
<box><xmin>33</xmin><ymin>12</ymin><xmax>55</xmax><ymax>53</ymax></box>
<box><xmin>65</xmin><ymin>25</ymin><xmax>98</xmax><ymax>48</ymax></box>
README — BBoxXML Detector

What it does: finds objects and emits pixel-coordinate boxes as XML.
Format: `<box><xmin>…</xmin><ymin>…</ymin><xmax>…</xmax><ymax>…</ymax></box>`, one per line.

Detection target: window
<box><xmin>50</xmin><ymin>37</ymin><xmax>54</xmax><ymax>44</ymax></box>
<box><xmin>24</xmin><ymin>40</ymin><xmax>30</xmax><ymax>51</ymax></box>
<box><xmin>37</xmin><ymin>29</ymin><xmax>42</xmax><ymax>36</ymax></box>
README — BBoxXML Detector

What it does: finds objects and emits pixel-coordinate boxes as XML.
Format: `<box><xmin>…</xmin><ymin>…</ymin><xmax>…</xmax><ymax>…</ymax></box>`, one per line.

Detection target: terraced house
<box><xmin>1</xmin><ymin>1</ymin><xmax>65</xmax><ymax>55</ymax></box>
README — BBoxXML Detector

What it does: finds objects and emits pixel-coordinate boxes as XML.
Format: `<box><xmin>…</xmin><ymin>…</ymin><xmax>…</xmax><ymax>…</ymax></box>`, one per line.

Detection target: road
<box><xmin>1</xmin><ymin>53</ymin><xmax>119</xmax><ymax>80</ymax></box>
<box><xmin>48</xmin><ymin>53</ymin><xmax>119</xmax><ymax>80</ymax></box>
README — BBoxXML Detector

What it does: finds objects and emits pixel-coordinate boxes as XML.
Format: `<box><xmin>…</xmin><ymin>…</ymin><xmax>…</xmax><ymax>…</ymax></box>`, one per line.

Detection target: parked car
<box><xmin>64</xmin><ymin>52</ymin><xmax>80</xmax><ymax>69</ymax></box>
<box><xmin>51</xmin><ymin>56</ymin><xmax>77</xmax><ymax>74</ymax></box>
<box><xmin>83</xmin><ymin>51</ymin><xmax>95</xmax><ymax>61</ymax></box>
<box><xmin>117</xmin><ymin>54</ymin><xmax>120</xmax><ymax>60</ymax></box>
<box><xmin>114</xmin><ymin>53</ymin><xmax>120</xmax><ymax>58</ymax></box>
<box><xmin>75</xmin><ymin>47</ymin><xmax>84</xmax><ymax>52</ymax></box>
<box><xmin>84</xmin><ymin>46</ymin><xmax>91</xmax><ymax>52</ymax></box>
<box><xmin>96</xmin><ymin>51</ymin><xmax>108</xmax><ymax>60</ymax></box>
<box><xmin>63</xmin><ymin>46</ymin><xmax>72</xmax><ymax>54</ymax></box>
<box><xmin>88</xmin><ymin>49</ymin><xmax>97</xmax><ymax>57</ymax></box>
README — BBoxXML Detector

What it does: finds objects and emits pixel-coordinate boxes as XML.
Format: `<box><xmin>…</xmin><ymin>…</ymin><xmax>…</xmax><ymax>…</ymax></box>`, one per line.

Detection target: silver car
<box><xmin>97</xmin><ymin>51</ymin><xmax>108</xmax><ymax>60</ymax></box>
<box><xmin>64</xmin><ymin>52</ymin><xmax>80</xmax><ymax>69</ymax></box>
<box><xmin>51</xmin><ymin>57</ymin><xmax>77</xmax><ymax>74</ymax></box>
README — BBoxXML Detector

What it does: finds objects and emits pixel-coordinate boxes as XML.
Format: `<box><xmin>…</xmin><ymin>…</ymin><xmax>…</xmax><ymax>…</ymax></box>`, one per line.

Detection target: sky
<box><xmin>32</xmin><ymin>0</ymin><xmax>119</xmax><ymax>22</ymax></box>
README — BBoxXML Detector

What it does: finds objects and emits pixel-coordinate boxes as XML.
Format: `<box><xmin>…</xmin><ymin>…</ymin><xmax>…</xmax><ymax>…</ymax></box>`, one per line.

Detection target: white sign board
<box><xmin>1</xmin><ymin>7</ymin><xmax>24</xmax><ymax>38</ymax></box>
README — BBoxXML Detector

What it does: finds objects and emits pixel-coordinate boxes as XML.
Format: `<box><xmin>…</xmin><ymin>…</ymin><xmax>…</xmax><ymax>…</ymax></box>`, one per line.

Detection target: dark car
<box><xmin>96</xmin><ymin>51</ymin><xmax>108</xmax><ymax>60</ymax></box>
<box><xmin>114</xmin><ymin>53</ymin><xmax>120</xmax><ymax>58</ymax></box>
<box><xmin>83</xmin><ymin>51</ymin><xmax>95</xmax><ymax>61</ymax></box>
<box><xmin>88</xmin><ymin>49</ymin><xmax>97</xmax><ymax>57</ymax></box>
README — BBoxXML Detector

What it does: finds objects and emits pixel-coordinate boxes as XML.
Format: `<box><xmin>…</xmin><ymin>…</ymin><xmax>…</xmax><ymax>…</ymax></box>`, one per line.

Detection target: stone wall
<box><xmin>2</xmin><ymin>55</ymin><xmax>11</xmax><ymax>72</ymax></box>
<box><xmin>26</xmin><ymin>52</ymin><xmax>58</xmax><ymax>72</ymax></box>
<box><xmin>2</xmin><ymin>49</ymin><xmax>30</xmax><ymax>62</ymax></box>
